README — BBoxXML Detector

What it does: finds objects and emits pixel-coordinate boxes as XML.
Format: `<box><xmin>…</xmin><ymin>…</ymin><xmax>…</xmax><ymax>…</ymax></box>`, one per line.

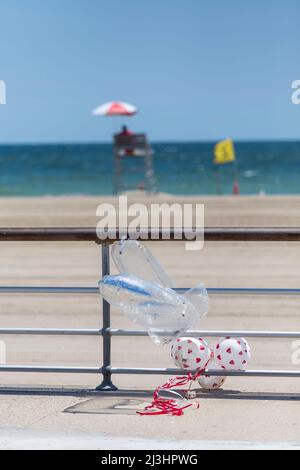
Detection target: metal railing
<box><xmin>0</xmin><ymin>227</ymin><xmax>299</xmax><ymax>391</ymax></box>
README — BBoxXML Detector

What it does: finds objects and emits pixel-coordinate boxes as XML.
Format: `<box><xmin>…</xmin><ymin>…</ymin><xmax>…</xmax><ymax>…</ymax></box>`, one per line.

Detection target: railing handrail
<box><xmin>0</xmin><ymin>229</ymin><xmax>299</xmax><ymax>391</ymax></box>
<box><xmin>1</xmin><ymin>227</ymin><xmax>300</xmax><ymax>242</ymax></box>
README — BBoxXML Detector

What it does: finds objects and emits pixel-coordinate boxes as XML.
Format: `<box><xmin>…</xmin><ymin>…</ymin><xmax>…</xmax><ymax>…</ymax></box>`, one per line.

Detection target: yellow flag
<box><xmin>214</xmin><ymin>139</ymin><xmax>235</xmax><ymax>165</ymax></box>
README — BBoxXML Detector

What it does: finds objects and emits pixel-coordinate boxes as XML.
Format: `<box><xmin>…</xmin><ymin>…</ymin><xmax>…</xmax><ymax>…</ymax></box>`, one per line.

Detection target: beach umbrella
<box><xmin>92</xmin><ymin>101</ymin><xmax>138</xmax><ymax>116</ymax></box>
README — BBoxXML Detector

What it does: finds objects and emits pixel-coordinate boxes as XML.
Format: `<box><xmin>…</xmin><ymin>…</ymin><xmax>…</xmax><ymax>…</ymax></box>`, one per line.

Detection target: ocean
<box><xmin>0</xmin><ymin>141</ymin><xmax>299</xmax><ymax>196</ymax></box>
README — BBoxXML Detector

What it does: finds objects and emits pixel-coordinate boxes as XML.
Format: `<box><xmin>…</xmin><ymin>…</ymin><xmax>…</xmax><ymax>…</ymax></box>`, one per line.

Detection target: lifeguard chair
<box><xmin>113</xmin><ymin>133</ymin><xmax>157</xmax><ymax>195</ymax></box>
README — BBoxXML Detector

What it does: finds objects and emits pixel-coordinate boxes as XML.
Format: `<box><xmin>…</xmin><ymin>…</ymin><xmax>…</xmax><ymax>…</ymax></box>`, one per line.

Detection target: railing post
<box><xmin>96</xmin><ymin>243</ymin><xmax>118</xmax><ymax>391</ymax></box>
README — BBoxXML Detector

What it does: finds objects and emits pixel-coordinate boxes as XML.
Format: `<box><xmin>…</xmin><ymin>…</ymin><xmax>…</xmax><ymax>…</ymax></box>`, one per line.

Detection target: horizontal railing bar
<box><xmin>1</xmin><ymin>286</ymin><xmax>300</xmax><ymax>296</ymax></box>
<box><xmin>0</xmin><ymin>287</ymin><xmax>98</xmax><ymax>294</ymax></box>
<box><xmin>0</xmin><ymin>328</ymin><xmax>101</xmax><ymax>336</ymax></box>
<box><xmin>188</xmin><ymin>288</ymin><xmax>300</xmax><ymax>296</ymax></box>
<box><xmin>0</xmin><ymin>364</ymin><xmax>297</xmax><ymax>377</ymax></box>
<box><xmin>109</xmin><ymin>367</ymin><xmax>300</xmax><ymax>378</ymax></box>
<box><xmin>1</xmin><ymin>227</ymin><xmax>300</xmax><ymax>242</ymax></box>
<box><xmin>108</xmin><ymin>329</ymin><xmax>300</xmax><ymax>339</ymax></box>
<box><xmin>0</xmin><ymin>328</ymin><xmax>298</xmax><ymax>338</ymax></box>
<box><xmin>0</xmin><ymin>365</ymin><xmax>102</xmax><ymax>373</ymax></box>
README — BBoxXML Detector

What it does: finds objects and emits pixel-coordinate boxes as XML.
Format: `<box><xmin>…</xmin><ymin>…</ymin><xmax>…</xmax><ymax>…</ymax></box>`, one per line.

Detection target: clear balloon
<box><xmin>183</xmin><ymin>284</ymin><xmax>209</xmax><ymax>318</ymax></box>
<box><xmin>98</xmin><ymin>274</ymin><xmax>206</xmax><ymax>345</ymax></box>
<box><xmin>111</xmin><ymin>239</ymin><xmax>174</xmax><ymax>288</ymax></box>
<box><xmin>99</xmin><ymin>240</ymin><xmax>209</xmax><ymax>345</ymax></box>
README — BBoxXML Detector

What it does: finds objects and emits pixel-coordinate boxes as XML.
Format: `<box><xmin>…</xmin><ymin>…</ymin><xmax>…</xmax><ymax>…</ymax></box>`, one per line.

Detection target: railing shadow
<box><xmin>195</xmin><ymin>389</ymin><xmax>300</xmax><ymax>401</ymax></box>
<box><xmin>0</xmin><ymin>387</ymin><xmax>299</xmax><ymax>402</ymax></box>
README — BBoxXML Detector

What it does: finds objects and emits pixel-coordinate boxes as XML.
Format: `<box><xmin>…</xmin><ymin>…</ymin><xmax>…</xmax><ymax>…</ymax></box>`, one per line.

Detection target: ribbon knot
<box><xmin>137</xmin><ymin>369</ymin><xmax>204</xmax><ymax>416</ymax></box>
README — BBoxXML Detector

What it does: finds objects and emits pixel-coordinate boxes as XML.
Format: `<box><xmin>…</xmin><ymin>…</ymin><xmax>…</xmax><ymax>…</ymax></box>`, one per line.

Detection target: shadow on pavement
<box><xmin>0</xmin><ymin>387</ymin><xmax>298</xmax><ymax>402</ymax></box>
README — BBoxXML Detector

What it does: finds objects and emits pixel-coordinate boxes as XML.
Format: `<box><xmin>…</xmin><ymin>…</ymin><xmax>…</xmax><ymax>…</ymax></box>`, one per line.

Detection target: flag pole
<box><xmin>232</xmin><ymin>148</ymin><xmax>240</xmax><ymax>195</ymax></box>
<box><xmin>215</xmin><ymin>165</ymin><xmax>222</xmax><ymax>195</ymax></box>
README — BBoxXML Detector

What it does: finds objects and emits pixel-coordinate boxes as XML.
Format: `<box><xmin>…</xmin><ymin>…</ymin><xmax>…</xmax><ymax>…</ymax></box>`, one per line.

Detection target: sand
<box><xmin>0</xmin><ymin>194</ymin><xmax>299</xmax><ymax>448</ymax></box>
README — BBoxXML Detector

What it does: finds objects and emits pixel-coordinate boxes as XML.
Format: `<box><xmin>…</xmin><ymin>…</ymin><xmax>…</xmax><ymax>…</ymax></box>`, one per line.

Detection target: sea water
<box><xmin>0</xmin><ymin>141</ymin><xmax>299</xmax><ymax>196</ymax></box>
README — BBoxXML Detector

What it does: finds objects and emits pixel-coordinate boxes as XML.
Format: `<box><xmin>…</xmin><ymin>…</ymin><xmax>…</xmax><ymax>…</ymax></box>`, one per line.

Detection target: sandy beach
<box><xmin>0</xmin><ymin>194</ymin><xmax>299</xmax><ymax>448</ymax></box>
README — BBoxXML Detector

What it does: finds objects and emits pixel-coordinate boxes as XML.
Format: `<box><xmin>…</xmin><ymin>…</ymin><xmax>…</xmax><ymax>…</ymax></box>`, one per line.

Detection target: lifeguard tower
<box><xmin>113</xmin><ymin>133</ymin><xmax>157</xmax><ymax>195</ymax></box>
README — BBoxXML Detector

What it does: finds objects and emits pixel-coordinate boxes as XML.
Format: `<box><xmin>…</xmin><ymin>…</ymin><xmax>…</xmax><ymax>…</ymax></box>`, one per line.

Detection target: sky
<box><xmin>0</xmin><ymin>0</ymin><xmax>299</xmax><ymax>143</ymax></box>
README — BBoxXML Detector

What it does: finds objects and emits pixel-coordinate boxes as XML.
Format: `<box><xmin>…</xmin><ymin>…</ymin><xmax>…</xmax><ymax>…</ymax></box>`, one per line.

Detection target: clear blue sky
<box><xmin>0</xmin><ymin>0</ymin><xmax>299</xmax><ymax>143</ymax></box>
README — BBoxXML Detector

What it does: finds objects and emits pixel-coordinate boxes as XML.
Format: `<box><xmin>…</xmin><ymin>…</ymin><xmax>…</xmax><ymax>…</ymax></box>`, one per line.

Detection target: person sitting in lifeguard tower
<box><xmin>117</xmin><ymin>125</ymin><xmax>134</xmax><ymax>137</ymax></box>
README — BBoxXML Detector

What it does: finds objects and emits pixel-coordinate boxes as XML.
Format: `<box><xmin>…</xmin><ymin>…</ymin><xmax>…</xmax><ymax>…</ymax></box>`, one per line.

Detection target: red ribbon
<box><xmin>137</xmin><ymin>370</ymin><xmax>203</xmax><ymax>417</ymax></box>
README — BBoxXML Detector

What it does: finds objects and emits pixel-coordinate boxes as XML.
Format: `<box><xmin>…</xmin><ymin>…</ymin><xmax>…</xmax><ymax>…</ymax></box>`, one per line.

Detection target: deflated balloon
<box><xmin>183</xmin><ymin>284</ymin><xmax>209</xmax><ymax>318</ymax></box>
<box><xmin>98</xmin><ymin>274</ymin><xmax>207</xmax><ymax>345</ymax></box>
<box><xmin>111</xmin><ymin>239</ymin><xmax>174</xmax><ymax>288</ymax></box>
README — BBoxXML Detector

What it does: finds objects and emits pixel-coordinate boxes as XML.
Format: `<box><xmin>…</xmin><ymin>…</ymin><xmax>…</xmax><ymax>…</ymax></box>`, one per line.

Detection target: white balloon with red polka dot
<box><xmin>214</xmin><ymin>337</ymin><xmax>251</xmax><ymax>371</ymax></box>
<box><xmin>171</xmin><ymin>337</ymin><xmax>213</xmax><ymax>370</ymax></box>
<box><xmin>198</xmin><ymin>359</ymin><xmax>227</xmax><ymax>390</ymax></box>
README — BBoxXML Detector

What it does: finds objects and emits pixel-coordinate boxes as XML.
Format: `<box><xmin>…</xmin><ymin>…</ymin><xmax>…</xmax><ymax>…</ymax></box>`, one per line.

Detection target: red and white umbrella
<box><xmin>92</xmin><ymin>101</ymin><xmax>138</xmax><ymax>116</ymax></box>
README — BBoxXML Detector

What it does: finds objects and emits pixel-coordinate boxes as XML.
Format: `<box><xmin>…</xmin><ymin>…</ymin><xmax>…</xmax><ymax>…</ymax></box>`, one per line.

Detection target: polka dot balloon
<box><xmin>214</xmin><ymin>337</ymin><xmax>251</xmax><ymax>371</ymax></box>
<box><xmin>198</xmin><ymin>359</ymin><xmax>227</xmax><ymax>390</ymax></box>
<box><xmin>171</xmin><ymin>337</ymin><xmax>213</xmax><ymax>371</ymax></box>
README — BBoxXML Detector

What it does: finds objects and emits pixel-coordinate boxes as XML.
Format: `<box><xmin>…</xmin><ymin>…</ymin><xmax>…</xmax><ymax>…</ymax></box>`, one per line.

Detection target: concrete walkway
<box><xmin>0</xmin><ymin>428</ymin><xmax>299</xmax><ymax>450</ymax></box>
<box><xmin>0</xmin><ymin>195</ymin><xmax>299</xmax><ymax>449</ymax></box>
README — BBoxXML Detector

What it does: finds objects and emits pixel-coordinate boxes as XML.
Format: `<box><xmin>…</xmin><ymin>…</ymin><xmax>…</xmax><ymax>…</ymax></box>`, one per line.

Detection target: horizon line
<box><xmin>0</xmin><ymin>137</ymin><xmax>300</xmax><ymax>146</ymax></box>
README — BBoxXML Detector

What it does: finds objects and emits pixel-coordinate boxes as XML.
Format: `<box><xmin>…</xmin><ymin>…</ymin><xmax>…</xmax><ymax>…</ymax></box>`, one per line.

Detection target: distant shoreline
<box><xmin>0</xmin><ymin>139</ymin><xmax>300</xmax><ymax>147</ymax></box>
